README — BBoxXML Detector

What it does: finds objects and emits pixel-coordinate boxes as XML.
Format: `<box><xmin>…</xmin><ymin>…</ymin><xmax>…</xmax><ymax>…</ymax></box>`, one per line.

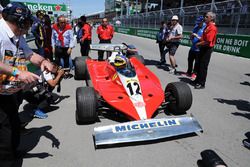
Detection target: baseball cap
<box><xmin>195</xmin><ymin>16</ymin><xmax>204</xmax><ymax>24</ymax></box>
<box><xmin>3</xmin><ymin>2</ymin><xmax>32</xmax><ymax>19</ymax></box>
<box><xmin>171</xmin><ymin>15</ymin><xmax>179</xmax><ymax>21</ymax></box>
<box><xmin>36</xmin><ymin>10</ymin><xmax>46</xmax><ymax>17</ymax></box>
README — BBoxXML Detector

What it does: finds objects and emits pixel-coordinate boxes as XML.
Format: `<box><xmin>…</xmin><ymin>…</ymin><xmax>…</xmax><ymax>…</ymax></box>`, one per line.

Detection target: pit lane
<box><xmin>18</xmin><ymin>32</ymin><xmax>250</xmax><ymax>167</ymax></box>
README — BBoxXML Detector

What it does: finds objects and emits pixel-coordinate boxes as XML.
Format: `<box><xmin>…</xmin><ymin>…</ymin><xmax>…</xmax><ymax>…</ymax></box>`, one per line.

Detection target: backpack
<box><xmin>156</xmin><ymin>31</ymin><xmax>165</xmax><ymax>42</ymax></box>
<box><xmin>76</xmin><ymin>28</ymin><xmax>82</xmax><ymax>43</ymax></box>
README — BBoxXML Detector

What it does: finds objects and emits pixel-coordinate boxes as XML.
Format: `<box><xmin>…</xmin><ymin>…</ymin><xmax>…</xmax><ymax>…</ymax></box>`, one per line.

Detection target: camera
<box><xmin>30</xmin><ymin>83</ymin><xmax>52</xmax><ymax>101</ymax></box>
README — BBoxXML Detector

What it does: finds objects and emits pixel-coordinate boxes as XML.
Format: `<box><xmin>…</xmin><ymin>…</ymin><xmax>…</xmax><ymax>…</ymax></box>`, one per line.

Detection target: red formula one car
<box><xmin>74</xmin><ymin>44</ymin><xmax>202</xmax><ymax>147</ymax></box>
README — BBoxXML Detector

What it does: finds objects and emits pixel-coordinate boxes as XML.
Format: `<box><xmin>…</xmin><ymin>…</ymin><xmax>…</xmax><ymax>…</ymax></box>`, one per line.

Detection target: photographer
<box><xmin>22</xmin><ymin>64</ymin><xmax>65</xmax><ymax>119</ymax></box>
<box><xmin>0</xmin><ymin>2</ymin><xmax>54</xmax><ymax>165</ymax></box>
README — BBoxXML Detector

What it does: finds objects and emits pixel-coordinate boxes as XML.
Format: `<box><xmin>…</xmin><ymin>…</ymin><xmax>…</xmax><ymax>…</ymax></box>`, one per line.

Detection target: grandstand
<box><xmin>85</xmin><ymin>11</ymin><xmax>105</xmax><ymax>24</ymax></box>
<box><xmin>114</xmin><ymin>0</ymin><xmax>250</xmax><ymax>35</ymax></box>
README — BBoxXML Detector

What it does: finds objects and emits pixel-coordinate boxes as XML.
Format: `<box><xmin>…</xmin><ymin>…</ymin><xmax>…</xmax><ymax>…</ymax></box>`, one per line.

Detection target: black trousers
<box><xmin>158</xmin><ymin>41</ymin><xmax>166</xmax><ymax>62</ymax></box>
<box><xmin>22</xmin><ymin>89</ymin><xmax>50</xmax><ymax>110</ymax></box>
<box><xmin>80</xmin><ymin>40</ymin><xmax>91</xmax><ymax>57</ymax></box>
<box><xmin>98</xmin><ymin>39</ymin><xmax>111</xmax><ymax>61</ymax></box>
<box><xmin>187</xmin><ymin>49</ymin><xmax>199</xmax><ymax>75</ymax></box>
<box><xmin>195</xmin><ymin>47</ymin><xmax>213</xmax><ymax>86</ymax></box>
<box><xmin>55</xmin><ymin>47</ymin><xmax>70</xmax><ymax>68</ymax></box>
<box><xmin>0</xmin><ymin>94</ymin><xmax>21</xmax><ymax>162</ymax></box>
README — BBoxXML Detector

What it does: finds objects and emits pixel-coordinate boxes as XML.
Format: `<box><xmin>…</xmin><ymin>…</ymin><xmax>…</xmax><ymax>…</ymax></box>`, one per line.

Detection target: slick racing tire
<box><xmin>76</xmin><ymin>87</ymin><xmax>97</xmax><ymax>124</ymax></box>
<box><xmin>129</xmin><ymin>55</ymin><xmax>145</xmax><ymax>65</ymax></box>
<box><xmin>165</xmin><ymin>82</ymin><xmax>192</xmax><ymax>115</ymax></box>
<box><xmin>74</xmin><ymin>56</ymin><xmax>90</xmax><ymax>80</ymax></box>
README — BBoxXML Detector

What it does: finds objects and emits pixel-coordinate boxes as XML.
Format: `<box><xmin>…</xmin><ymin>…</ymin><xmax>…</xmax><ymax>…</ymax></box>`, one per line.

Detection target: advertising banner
<box><xmin>22</xmin><ymin>2</ymin><xmax>67</xmax><ymax>12</ymax></box>
<box><xmin>115</xmin><ymin>27</ymin><xmax>250</xmax><ymax>58</ymax></box>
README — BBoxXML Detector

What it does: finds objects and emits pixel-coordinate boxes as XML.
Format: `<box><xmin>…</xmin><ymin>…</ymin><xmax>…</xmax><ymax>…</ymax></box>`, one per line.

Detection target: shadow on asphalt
<box><xmin>178</xmin><ymin>77</ymin><xmax>193</xmax><ymax>85</ymax></box>
<box><xmin>144</xmin><ymin>59</ymin><xmax>171</xmax><ymax>71</ymax></box>
<box><xmin>240</xmin><ymin>81</ymin><xmax>250</xmax><ymax>86</ymax></box>
<box><xmin>241</xmin><ymin>73</ymin><xmax>250</xmax><ymax>86</ymax></box>
<box><xmin>13</xmin><ymin>126</ymin><xmax>59</xmax><ymax>167</ymax></box>
<box><xmin>19</xmin><ymin>94</ymin><xmax>70</xmax><ymax>123</ymax></box>
<box><xmin>144</xmin><ymin>59</ymin><xmax>160</xmax><ymax>66</ymax></box>
<box><xmin>214</xmin><ymin>98</ymin><xmax>250</xmax><ymax>119</ymax></box>
<box><xmin>19</xmin><ymin>125</ymin><xmax>60</xmax><ymax>152</ymax></box>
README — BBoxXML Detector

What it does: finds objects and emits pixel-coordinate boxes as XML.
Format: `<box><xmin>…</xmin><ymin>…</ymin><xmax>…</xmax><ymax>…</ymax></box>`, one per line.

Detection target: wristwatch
<box><xmin>12</xmin><ymin>67</ymin><xmax>20</xmax><ymax>78</ymax></box>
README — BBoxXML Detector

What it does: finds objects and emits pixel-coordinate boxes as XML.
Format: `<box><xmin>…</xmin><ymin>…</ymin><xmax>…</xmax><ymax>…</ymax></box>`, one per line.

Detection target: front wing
<box><xmin>94</xmin><ymin>115</ymin><xmax>202</xmax><ymax>147</ymax></box>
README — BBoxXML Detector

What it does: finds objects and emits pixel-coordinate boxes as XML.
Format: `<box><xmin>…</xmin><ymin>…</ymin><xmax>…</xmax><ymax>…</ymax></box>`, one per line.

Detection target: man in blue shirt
<box><xmin>185</xmin><ymin>16</ymin><xmax>206</xmax><ymax>80</ymax></box>
<box><xmin>52</xmin><ymin>15</ymin><xmax>74</xmax><ymax>75</ymax></box>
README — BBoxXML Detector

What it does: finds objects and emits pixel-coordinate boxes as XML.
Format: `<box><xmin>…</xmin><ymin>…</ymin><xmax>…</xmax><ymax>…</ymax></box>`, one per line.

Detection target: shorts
<box><xmin>167</xmin><ymin>42</ymin><xmax>180</xmax><ymax>56</ymax></box>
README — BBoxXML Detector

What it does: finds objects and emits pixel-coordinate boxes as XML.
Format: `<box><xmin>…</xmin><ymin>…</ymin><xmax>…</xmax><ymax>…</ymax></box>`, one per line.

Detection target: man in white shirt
<box><xmin>0</xmin><ymin>2</ymin><xmax>54</xmax><ymax>166</ymax></box>
<box><xmin>166</xmin><ymin>15</ymin><xmax>183</xmax><ymax>74</ymax></box>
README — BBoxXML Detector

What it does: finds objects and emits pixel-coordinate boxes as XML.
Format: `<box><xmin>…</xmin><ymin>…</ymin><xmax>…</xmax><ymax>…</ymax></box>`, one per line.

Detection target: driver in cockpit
<box><xmin>112</xmin><ymin>54</ymin><xmax>135</xmax><ymax>77</ymax></box>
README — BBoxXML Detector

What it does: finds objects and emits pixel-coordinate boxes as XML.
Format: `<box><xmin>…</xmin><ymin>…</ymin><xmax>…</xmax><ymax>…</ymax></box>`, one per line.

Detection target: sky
<box><xmin>14</xmin><ymin>0</ymin><xmax>105</xmax><ymax>17</ymax></box>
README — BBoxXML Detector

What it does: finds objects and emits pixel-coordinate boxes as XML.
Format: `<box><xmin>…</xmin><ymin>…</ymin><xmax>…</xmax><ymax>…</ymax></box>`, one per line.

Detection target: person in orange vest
<box><xmin>194</xmin><ymin>12</ymin><xmax>218</xmax><ymax>89</ymax></box>
<box><xmin>96</xmin><ymin>17</ymin><xmax>114</xmax><ymax>61</ymax></box>
<box><xmin>79</xmin><ymin>15</ymin><xmax>92</xmax><ymax>56</ymax></box>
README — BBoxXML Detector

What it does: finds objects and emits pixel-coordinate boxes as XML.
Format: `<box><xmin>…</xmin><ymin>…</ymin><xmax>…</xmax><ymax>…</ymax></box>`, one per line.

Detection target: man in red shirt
<box><xmin>194</xmin><ymin>12</ymin><xmax>218</xmax><ymax>89</ymax></box>
<box><xmin>80</xmin><ymin>15</ymin><xmax>92</xmax><ymax>56</ymax></box>
<box><xmin>96</xmin><ymin>18</ymin><xmax>114</xmax><ymax>60</ymax></box>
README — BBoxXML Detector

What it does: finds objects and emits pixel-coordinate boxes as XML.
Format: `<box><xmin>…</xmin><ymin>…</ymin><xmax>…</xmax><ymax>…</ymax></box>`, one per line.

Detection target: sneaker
<box><xmin>33</xmin><ymin>109</ymin><xmax>48</xmax><ymax>119</ymax></box>
<box><xmin>169</xmin><ymin>68</ymin><xmax>176</xmax><ymax>74</ymax></box>
<box><xmin>191</xmin><ymin>73</ymin><xmax>197</xmax><ymax>80</ymax></box>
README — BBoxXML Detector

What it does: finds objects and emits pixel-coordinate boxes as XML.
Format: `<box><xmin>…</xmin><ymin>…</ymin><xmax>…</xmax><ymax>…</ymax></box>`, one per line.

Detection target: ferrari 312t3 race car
<box><xmin>74</xmin><ymin>43</ymin><xmax>202</xmax><ymax>147</ymax></box>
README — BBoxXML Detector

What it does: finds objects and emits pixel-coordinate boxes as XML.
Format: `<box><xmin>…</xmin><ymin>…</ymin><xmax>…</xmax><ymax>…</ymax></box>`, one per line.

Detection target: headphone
<box><xmin>2</xmin><ymin>2</ymin><xmax>33</xmax><ymax>29</ymax></box>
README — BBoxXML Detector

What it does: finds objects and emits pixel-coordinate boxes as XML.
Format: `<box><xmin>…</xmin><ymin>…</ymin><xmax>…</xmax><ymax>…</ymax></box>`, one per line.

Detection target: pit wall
<box><xmin>115</xmin><ymin>27</ymin><xmax>250</xmax><ymax>59</ymax></box>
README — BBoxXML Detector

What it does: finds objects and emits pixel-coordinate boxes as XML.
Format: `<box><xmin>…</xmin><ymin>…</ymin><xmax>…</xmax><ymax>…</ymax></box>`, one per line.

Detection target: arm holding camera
<box><xmin>45</xmin><ymin>68</ymin><xmax>65</xmax><ymax>88</ymax></box>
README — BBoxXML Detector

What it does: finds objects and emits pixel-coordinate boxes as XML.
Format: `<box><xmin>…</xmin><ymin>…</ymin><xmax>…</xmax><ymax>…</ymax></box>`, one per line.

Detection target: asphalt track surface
<box><xmin>18</xmin><ymin>32</ymin><xmax>250</xmax><ymax>167</ymax></box>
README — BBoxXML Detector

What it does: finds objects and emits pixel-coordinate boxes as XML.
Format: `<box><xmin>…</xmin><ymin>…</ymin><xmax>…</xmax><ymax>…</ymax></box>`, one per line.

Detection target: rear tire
<box><xmin>74</xmin><ymin>56</ymin><xmax>90</xmax><ymax>80</ymax></box>
<box><xmin>76</xmin><ymin>87</ymin><xmax>97</xmax><ymax>124</ymax></box>
<box><xmin>165</xmin><ymin>82</ymin><xmax>192</xmax><ymax>115</ymax></box>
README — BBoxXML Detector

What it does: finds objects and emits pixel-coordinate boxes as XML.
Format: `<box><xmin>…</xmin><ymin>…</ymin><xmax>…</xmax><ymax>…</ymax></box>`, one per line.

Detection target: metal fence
<box><xmin>114</xmin><ymin>0</ymin><xmax>250</xmax><ymax>35</ymax></box>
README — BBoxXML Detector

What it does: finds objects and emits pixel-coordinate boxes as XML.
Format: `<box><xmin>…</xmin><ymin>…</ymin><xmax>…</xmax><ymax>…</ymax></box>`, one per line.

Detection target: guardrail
<box><xmin>115</xmin><ymin>27</ymin><xmax>250</xmax><ymax>59</ymax></box>
<box><xmin>114</xmin><ymin>0</ymin><xmax>250</xmax><ymax>35</ymax></box>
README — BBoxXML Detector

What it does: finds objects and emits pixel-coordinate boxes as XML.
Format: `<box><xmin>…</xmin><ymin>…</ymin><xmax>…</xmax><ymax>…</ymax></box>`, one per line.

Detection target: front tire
<box><xmin>76</xmin><ymin>87</ymin><xmax>97</xmax><ymax>124</ymax></box>
<box><xmin>165</xmin><ymin>82</ymin><xmax>192</xmax><ymax>115</ymax></box>
<box><xmin>74</xmin><ymin>56</ymin><xmax>90</xmax><ymax>80</ymax></box>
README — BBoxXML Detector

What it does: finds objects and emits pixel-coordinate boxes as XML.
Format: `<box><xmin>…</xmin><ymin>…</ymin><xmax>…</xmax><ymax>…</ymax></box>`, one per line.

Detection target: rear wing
<box><xmin>90</xmin><ymin>44</ymin><xmax>127</xmax><ymax>52</ymax></box>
